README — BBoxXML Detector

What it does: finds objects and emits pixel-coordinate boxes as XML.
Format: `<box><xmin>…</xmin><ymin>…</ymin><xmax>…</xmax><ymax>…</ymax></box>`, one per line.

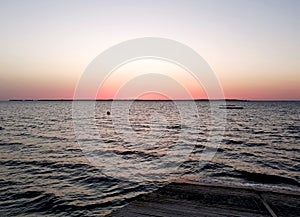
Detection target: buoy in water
<box><xmin>107</xmin><ymin>111</ymin><xmax>111</xmax><ymax>115</ymax></box>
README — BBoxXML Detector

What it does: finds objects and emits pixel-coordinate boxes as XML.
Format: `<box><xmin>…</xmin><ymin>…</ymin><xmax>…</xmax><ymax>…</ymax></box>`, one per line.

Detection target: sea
<box><xmin>0</xmin><ymin>101</ymin><xmax>299</xmax><ymax>216</ymax></box>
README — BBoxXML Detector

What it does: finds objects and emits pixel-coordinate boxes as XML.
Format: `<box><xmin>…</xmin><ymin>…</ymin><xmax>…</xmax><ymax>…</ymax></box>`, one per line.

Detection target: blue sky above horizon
<box><xmin>0</xmin><ymin>0</ymin><xmax>299</xmax><ymax>100</ymax></box>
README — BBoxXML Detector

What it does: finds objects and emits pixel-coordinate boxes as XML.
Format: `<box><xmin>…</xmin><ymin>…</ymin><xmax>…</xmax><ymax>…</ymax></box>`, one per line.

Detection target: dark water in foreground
<box><xmin>0</xmin><ymin>101</ymin><xmax>299</xmax><ymax>216</ymax></box>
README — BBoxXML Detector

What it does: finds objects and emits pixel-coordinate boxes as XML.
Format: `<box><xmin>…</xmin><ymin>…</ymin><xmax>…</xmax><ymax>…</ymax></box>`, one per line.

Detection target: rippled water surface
<box><xmin>0</xmin><ymin>101</ymin><xmax>299</xmax><ymax>216</ymax></box>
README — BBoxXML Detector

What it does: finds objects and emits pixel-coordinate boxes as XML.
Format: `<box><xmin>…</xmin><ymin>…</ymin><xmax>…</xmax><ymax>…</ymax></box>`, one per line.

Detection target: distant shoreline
<box><xmin>4</xmin><ymin>99</ymin><xmax>300</xmax><ymax>102</ymax></box>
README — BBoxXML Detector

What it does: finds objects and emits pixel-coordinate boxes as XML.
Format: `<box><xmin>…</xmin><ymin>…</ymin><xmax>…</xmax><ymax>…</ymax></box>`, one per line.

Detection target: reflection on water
<box><xmin>0</xmin><ymin>101</ymin><xmax>299</xmax><ymax>216</ymax></box>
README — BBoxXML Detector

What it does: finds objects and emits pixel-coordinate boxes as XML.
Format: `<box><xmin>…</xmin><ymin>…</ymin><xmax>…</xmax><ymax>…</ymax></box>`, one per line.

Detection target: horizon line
<box><xmin>3</xmin><ymin>98</ymin><xmax>300</xmax><ymax>102</ymax></box>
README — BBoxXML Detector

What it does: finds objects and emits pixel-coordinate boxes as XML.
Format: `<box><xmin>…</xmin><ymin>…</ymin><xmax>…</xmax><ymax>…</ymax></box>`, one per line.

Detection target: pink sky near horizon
<box><xmin>1</xmin><ymin>56</ymin><xmax>299</xmax><ymax>100</ymax></box>
<box><xmin>2</xmin><ymin>57</ymin><xmax>299</xmax><ymax>100</ymax></box>
<box><xmin>1</xmin><ymin>80</ymin><xmax>299</xmax><ymax>100</ymax></box>
<box><xmin>1</xmin><ymin>57</ymin><xmax>299</xmax><ymax>100</ymax></box>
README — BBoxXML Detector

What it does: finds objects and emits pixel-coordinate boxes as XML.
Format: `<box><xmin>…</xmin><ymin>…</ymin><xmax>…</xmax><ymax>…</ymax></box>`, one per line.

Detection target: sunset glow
<box><xmin>97</xmin><ymin>59</ymin><xmax>207</xmax><ymax>100</ymax></box>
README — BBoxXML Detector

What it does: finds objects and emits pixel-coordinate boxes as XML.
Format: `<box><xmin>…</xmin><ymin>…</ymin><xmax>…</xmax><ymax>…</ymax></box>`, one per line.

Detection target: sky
<box><xmin>0</xmin><ymin>0</ymin><xmax>299</xmax><ymax>100</ymax></box>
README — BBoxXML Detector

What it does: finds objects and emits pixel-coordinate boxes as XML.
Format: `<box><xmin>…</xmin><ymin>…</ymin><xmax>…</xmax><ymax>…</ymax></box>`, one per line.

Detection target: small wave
<box><xmin>211</xmin><ymin>171</ymin><xmax>239</xmax><ymax>178</ymax></box>
<box><xmin>167</xmin><ymin>124</ymin><xmax>182</xmax><ymax>129</ymax></box>
<box><xmin>116</xmin><ymin>184</ymin><xmax>145</xmax><ymax>196</ymax></box>
<box><xmin>50</xmin><ymin>162</ymin><xmax>94</xmax><ymax>170</ymax></box>
<box><xmin>0</xmin><ymin>160</ymin><xmax>94</xmax><ymax>173</ymax></box>
<box><xmin>0</xmin><ymin>142</ymin><xmax>23</xmax><ymax>147</ymax></box>
<box><xmin>239</xmin><ymin>152</ymin><xmax>256</xmax><ymax>157</ymax></box>
<box><xmin>65</xmin><ymin>148</ymin><xmax>82</xmax><ymax>152</ymax></box>
<box><xmin>10</xmin><ymin>190</ymin><xmax>42</xmax><ymax>200</ymax></box>
<box><xmin>202</xmin><ymin>162</ymin><xmax>232</xmax><ymax>170</ymax></box>
<box><xmin>235</xmin><ymin>170</ymin><xmax>300</xmax><ymax>187</ymax></box>
<box><xmin>273</xmin><ymin>146</ymin><xmax>300</xmax><ymax>152</ymax></box>
<box><xmin>21</xmin><ymin>191</ymin><xmax>74</xmax><ymax>215</ymax></box>
<box><xmin>2</xmin><ymin>189</ymin><xmax>113</xmax><ymax>216</ymax></box>
<box><xmin>16</xmin><ymin>132</ymin><xmax>31</xmax><ymax>136</ymax></box>
<box><xmin>0</xmin><ymin>159</ymin><xmax>56</xmax><ymax>168</ymax></box>
<box><xmin>73</xmin><ymin>175</ymin><xmax>118</xmax><ymax>185</ymax></box>
<box><xmin>286</xmin><ymin>125</ymin><xmax>300</xmax><ymax>132</ymax></box>
<box><xmin>223</xmin><ymin>139</ymin><xmax>243</xmax><ymax>145</ymax></box>
<box><xmin>244</xmin><ymin>142</ymin><xmax>267</xmax><ymax>147</ymax></box>
<box><xmin>112</xmin><ymin>149</ymin><xmax>165</xmax><ymax>160</ymax></box>
<box><xmin>36</xmin><ymin>135</ymin><xmax>68</xmax><ymax>141</ymax></box>
<box><xmin>196</xmin><ymin>138</ymin><xmax>208</xmax><ymax>143</ymax></box>
<box><xmin>131</xmin><ymin>124</ymin><xmax>150</xmax><ymax>129</ymax></box>
<box><xmin>232</xmin><ymin>127</ymin><xmax>242</xmax><ymax>132</ymax></box>
<box><xmin>0</xmin><ymin>179</ymin><xmax>21</xmax><ymax>188</ymax></box>
<box><xmin>101</xmin><ymin>138</ymin><xmax>119</xmax><ymax>143</ymax></box>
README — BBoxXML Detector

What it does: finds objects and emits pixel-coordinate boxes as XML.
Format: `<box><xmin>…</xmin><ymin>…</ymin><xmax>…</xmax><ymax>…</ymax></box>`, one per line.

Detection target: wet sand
<box><xmin>109</xmin><ymin>182</ymin><xmax>300</xmax><ymax>217</ymax></box>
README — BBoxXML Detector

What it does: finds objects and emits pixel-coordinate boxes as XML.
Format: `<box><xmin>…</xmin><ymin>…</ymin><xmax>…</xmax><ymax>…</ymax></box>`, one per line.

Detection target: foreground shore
<box><xmin>109</xmin><ymin>181</ymin><xmax>300</xmax><ymax>217</ymax></box>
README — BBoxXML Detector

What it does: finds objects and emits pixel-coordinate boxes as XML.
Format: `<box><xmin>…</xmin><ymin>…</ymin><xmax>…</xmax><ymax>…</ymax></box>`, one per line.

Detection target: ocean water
<box><xmin>0</xmin><ymin>101</ymin><xmax>299</xmax><ymax>216</ymax></box>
